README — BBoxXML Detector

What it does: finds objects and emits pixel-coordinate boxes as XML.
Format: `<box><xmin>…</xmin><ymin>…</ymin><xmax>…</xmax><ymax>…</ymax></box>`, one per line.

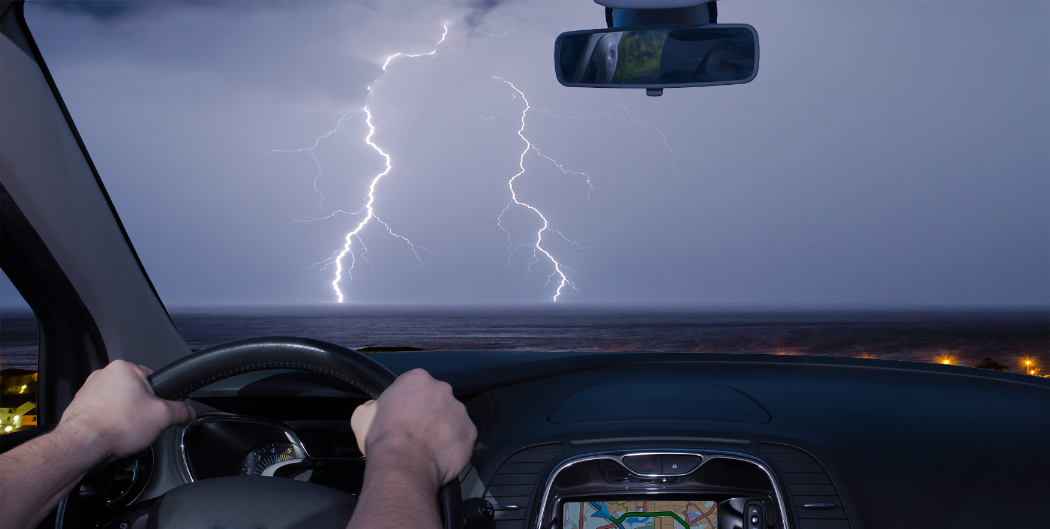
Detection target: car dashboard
<box><xmin>60</xmin><ymin>350</ymin><xmax>1050</xmax><ymax>529</ymax></box>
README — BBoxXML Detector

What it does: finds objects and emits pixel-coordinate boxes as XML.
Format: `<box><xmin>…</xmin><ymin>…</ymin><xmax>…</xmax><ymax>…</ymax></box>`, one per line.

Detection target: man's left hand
<box><xmin>56</xmin><ymin>360</ymin><xmax>196</xmax><ymax>461</ymax></box>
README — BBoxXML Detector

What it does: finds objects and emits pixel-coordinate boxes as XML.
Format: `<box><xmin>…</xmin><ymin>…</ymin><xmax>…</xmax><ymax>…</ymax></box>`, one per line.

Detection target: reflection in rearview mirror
<box><xmin>556</xmin><ymin>25</ymin><xmax>758</xmax><ymax>90</ymax></box>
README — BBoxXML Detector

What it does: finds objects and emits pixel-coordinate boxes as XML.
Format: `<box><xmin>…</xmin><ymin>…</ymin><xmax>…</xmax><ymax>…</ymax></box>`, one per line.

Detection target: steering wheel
<box><xmin>146</xmin><ymin>336</ymin><xmax>462</xmax><ymax>529</ymax></box>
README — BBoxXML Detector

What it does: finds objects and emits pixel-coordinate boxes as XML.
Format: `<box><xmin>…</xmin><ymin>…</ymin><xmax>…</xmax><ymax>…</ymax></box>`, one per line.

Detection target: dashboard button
<box><xmin>745</xmin><ymin>503</ymin><xmax>763</xmax><ymax>529</ymax></box>
<box><xmin>621</xmin><ymin>455</ymin><xmax>661</xmax><ymax>475</ymax></box>
<box><xmin>662</xmin><ymin>454</ymin><xmax>701</xmax><ymax>475</ymax></box>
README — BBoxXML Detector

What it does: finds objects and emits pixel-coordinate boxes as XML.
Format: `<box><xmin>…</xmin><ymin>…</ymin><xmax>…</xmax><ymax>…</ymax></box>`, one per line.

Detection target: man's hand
<box><xmin>352</xmin><ymin>368</ymin><xmax>476</xmax><ymax>489</ymax></box>
<box><xmin>57</xmin><ymin>360</ymin><xmax>196</xmax><ymax>461</ymax></box>
<box><xmin>0</xmin><ymin>360</ymin><xmax>195</xmax><ymax>529</ymax></box>
<box><xmin>348</xmin><ymin>369</ymin><xmax>477</xmax><ymax>529</ymax></box>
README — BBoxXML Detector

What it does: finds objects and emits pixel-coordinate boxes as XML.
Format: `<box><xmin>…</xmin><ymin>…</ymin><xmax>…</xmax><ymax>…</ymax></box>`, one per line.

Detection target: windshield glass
<box><xmin>21</xmin><ymin>1</ymin><xmax>1048</xmax><ymax>372</ymax></box>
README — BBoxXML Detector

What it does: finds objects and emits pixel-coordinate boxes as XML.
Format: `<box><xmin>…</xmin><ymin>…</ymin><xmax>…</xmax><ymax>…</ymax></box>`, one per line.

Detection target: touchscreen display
<box><xmin>562</xmin><ymin>500</ymin><xmax>717</xmax><ymax>529</ymax></box>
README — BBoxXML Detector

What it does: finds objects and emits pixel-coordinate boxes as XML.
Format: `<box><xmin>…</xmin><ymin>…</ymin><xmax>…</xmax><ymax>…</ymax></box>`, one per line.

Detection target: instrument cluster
<box><xmin>181</xmin><ymin>416</ymin><xmax>366</xmax><ymax>493</ymax></box>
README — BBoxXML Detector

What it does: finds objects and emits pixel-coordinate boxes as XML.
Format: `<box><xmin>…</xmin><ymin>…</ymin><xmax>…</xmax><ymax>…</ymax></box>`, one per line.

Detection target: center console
<box><xmin>536</xmin><ymin>451</ymin><xmax>787</xmax><ymax>529</ymax></box>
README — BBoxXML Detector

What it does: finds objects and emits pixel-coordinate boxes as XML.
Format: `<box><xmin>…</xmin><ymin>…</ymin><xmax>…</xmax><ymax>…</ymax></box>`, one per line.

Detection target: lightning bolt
<box><xmin>494</xmin><ymin>76</ymin><xmax>586</xmax><ymax>302</ymax></box>
<box><xmin>276</xmin><ymin>22</ymin><xmax>670</xmax><ymax>304</ymax></box>
<box><xmin>326</xmin><ymin>23</ymin><xmax>450</xmax><ymax>302</ymax></box>
<box><xmin>528</xmin><ymin>109</ymin><xmax>616</xmax><ymax>201</ymax></box>
<box><xmin>277</xmin><ymin>23</ymin><xmax>449</xmax><ymax>302</ymax></box>
<box><xmin>616</xmin><ymin>95</ymin><xmax>684</xmax><ymax>173</ymax></box>
<box><xmin>382</xmin><ymin>23</ymin><xmax>449</xmax><ymax>70</ymax></box>
<box><xmin>487</xmin><ymin>88</ymin><xmax>679</xmax><ymax>302</ymax></box>
<box><xmin>269</xmin><ymin>114</ymin><xmax>360</xmax><ymax>223</ymax></box>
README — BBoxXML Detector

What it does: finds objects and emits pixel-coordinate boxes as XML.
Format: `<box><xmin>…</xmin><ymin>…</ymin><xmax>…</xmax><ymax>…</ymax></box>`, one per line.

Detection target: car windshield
<box><xmin>13</xmin><ymin>1</ymin><xmax>1049</xmax><ymax>371</ymax></box>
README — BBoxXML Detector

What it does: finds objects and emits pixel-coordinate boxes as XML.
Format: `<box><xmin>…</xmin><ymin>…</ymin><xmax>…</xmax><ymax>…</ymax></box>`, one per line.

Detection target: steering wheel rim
<box><xmin>149</xmin><ymin>336</ymin><xmax>397</xmax><ymax>400</ymax></box>
<box><xmin>147</xmin><ymin>336</ymin><xmax>461</xmax><ymax>529</ymax></box>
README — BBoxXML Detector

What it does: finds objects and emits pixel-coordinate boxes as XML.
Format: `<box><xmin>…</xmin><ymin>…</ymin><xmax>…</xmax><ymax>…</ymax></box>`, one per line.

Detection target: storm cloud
<box><xmin>463</xmin><ymin>0</ymin><xmax>508</xmax><ymax>30</ymax></box>
<box><xmin>15</xmin><ymin>0</ymin><xmax>1050</xmax><ymax>308</ymax></box>
<box><xmin>39</xmin><ymin>0</ymin><xmax>151</xmax><ymax>20</ymax></box>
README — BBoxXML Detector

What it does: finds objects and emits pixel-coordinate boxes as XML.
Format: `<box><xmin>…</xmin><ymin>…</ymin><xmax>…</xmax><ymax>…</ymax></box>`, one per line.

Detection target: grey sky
<box><xmin>10</xmin><ymin>0</ymin><xmax>1048</xmax><ymax>308</ymax></box>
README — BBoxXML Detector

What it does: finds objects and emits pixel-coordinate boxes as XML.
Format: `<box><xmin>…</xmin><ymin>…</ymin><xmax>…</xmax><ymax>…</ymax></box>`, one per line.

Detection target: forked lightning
<box><xmin>494</xmin><ymin>76</ymin><xmax>585</xmax><ymax>302</ymax></box>
<box><xmin>302</xmin><ymin>23</ymin><xmax>449</xmax><ymax>302</ymax></box>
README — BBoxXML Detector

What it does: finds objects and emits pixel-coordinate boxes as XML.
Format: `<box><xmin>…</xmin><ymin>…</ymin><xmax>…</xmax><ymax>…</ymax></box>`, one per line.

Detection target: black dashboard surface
<box><xmin>180</xmin><ymin>351</ymin><xmax>1050</xmax><ymax>529</ymax></box>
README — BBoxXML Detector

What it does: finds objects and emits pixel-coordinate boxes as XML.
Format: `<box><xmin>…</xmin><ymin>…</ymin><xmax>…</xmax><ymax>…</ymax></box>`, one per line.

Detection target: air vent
<box><xmin>484</xmin><ymin>443</ymin><xmax>563</xmax><ymax>529</ymax></box>
<box><xmin>759</xmin><ymin>443</ymin><xmax>850</xmax><ymax>529</ymax></box>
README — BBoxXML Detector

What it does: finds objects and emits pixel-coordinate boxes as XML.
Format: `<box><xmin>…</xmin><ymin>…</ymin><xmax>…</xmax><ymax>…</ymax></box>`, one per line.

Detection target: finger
<box><xmin>397</xmin><ymin>368</ymin><xmax>434</xmax><ymax>386</ymax></box>
<box><xmin>115</xmin><ymin>361</ymin><xmax>149</xmax><ymax>384</ymax></box>
<box><xmin>350</xmin><ymin>400</ymin><xmax>377</xmax><ymax>456</ymax></box>
<box><xmin>158</xmin><ymin>398</ymin><xmax>196</xmax><ymax>427</ymax></box>
<box><xmin>130</xmin><ymin>367</ymin><xmax>157</xmax><ymax>394</ymax></box>
<box><xmin>132</xmin><ymin>364</ymin><xmax>154</xmax><ymax>387</ymax></box>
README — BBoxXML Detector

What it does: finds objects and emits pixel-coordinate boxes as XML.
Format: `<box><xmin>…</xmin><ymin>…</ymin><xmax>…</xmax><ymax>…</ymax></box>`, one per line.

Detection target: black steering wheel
<box><xmin>146</xmin><ymin>336</ymin><xmax>462</xmax><ymax>529</ymax></box>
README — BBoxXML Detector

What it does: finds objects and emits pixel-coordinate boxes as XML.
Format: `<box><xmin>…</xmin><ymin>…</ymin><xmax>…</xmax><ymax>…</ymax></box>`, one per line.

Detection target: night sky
<box><xmin>5</xmin><ymin>0</ymin><xmax>1047</xmax><ymax>308</ymax></box>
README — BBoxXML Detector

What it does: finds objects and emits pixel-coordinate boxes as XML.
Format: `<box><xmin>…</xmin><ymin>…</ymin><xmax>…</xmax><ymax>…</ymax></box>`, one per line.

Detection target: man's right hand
<box><xmin>351</xmin><ymin>368</ymin><xmax>477</xmax><ymax>490</ymax></box>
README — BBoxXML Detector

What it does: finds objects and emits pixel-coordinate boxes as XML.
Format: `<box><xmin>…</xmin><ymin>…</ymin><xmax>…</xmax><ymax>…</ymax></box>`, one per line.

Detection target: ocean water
<box><xmin>3</xmin><ymin>308</ymin><xmax>1049</xmax><ymax>374</ymax></box>
<box><xmin>0</xmin><ymin>311</ymin><xmax>38</xmax><ymax>371</ymax></box>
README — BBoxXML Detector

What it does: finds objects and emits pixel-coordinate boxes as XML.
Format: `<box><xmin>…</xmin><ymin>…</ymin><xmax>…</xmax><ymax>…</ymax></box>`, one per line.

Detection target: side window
<box><xmin>1</xmin><ymin>269</ymin><xmax>38</xmax><ymax>434</ymax></box>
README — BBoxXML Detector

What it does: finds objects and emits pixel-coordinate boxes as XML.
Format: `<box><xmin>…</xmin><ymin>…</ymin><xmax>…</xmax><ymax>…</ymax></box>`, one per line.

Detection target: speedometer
<box><xmin>239</xmin><ymin>442</ymin><xmax>303</xmax><ymax>476</ymax></box>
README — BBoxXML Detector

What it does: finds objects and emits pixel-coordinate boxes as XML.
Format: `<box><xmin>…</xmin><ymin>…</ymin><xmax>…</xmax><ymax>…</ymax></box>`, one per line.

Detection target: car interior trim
<box><xmin>570</xmin><ymin>436</ymin><xmax>751</xmax><ymax>446</ymax></box>
<box><xmin>4</xmin><ymin>1</ymin><xmax>175</xmax><ymax>326</ymax></box>
<box><xmin>1</xmin><ymin>2</ymin><xmax>189</xmax><ymax>369</ymax></box>
<box><xmin>536</xmin><ymin>450</ymin><xmax>790</xmax><ymax>529</ymax></box>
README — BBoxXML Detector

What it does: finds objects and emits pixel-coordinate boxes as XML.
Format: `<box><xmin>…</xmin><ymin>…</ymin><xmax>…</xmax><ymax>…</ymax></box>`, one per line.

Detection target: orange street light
<box><xmin>1020</xmin><ymin>357</ymin><xmax>1037</xmax><ymax>375</ymax></box>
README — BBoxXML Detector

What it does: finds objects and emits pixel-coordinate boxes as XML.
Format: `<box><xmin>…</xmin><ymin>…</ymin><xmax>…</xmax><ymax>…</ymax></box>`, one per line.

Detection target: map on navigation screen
<box><xmin>562</xmin><ymin>500</ymin><xmax>718</xmax><ymax>529</ymax></box>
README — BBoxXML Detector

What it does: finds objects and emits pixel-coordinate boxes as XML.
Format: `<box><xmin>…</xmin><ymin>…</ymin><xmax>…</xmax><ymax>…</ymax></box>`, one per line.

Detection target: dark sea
<box><xmin>3</xmin><ymin>307</ymin><xmax>1049</xmax><ymax>374</ymax></box>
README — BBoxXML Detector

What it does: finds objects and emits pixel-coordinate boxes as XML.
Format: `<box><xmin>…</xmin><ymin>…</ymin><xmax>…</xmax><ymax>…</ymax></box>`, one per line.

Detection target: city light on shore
<box><xmin>1020</xmin><ymin>357</ymin><xmax>1039</xmax><ymax>376</ymax></box>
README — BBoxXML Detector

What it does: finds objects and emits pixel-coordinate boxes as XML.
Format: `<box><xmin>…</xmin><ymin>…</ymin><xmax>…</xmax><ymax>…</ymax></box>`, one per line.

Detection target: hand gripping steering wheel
<box><xmin>146</xmin><ymin>336</ymin><xmax>462</xmax><ymax>529</ymax></box>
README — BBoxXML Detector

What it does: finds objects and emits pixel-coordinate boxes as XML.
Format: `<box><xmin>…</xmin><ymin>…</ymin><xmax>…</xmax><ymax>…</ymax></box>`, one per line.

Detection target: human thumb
<box><xmin>160</xmin><ymin>398</ymin><xmax>196</xmax><ymax>428</ymax></box>
<box><xmin>350</xmin><ymin>399</ymin><xmax>377</xmax><ymax>456</ymax></box>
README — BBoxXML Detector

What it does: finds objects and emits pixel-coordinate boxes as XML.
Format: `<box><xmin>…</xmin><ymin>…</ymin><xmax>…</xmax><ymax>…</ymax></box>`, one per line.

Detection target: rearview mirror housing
<box><xmin>555</xmin><ymin>24</ymin><xmax>759</xmax><ymax>92</ymax></box>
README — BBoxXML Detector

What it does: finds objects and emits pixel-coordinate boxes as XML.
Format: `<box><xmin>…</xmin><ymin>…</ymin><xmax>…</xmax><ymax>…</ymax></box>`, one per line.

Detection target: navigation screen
<box><xmin>562</xmin><ymin>500</ymin><xmax>717</xmax><ymax>529</ymax></box>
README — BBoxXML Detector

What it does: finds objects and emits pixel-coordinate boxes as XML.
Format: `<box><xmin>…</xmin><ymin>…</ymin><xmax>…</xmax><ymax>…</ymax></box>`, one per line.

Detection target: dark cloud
<box><xmin>29</xmin><ymin>2</ymin><xmax>377</xmax><ymax>109</ymax></box>
<box><xmin>20</xmin><ymin>1</ymin><xmax>1050</xmax><ymax>307</ymax></box>
<box><xmin>38</xmin><ymin>0</ymin><xmax>154</xmax><ymax>20</ymax></box>
<box><xmin>463</xmin><ymin>0</ymin><xmax>507</xmax><ymax>31</ymax></box>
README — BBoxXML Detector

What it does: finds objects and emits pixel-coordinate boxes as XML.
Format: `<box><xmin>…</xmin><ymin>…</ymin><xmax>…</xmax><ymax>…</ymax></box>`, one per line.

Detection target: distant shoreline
<box><xmin>3</xmin><ymin>309</ymin><xmax>1046</xmax><ymax>375</ymax></box>
<box><xmin>160</xmin><ymin>304</ymin><xmax>1050</xmax><ymax>316</ymax></box>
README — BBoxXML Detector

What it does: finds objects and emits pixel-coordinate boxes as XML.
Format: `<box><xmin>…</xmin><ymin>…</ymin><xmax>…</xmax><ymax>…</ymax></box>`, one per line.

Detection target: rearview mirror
<box><xmin>555</xmin><ymin>24</ymin><xmax>759</xmax><ymax>91</ymax></box>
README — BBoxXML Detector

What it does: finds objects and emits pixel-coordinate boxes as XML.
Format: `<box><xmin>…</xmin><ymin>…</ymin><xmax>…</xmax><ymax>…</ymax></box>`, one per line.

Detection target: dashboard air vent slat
<box><xmin>484</xmin><ymin>443</ymin><xmax>563</xmax><ymax>529</ymax></box>
<box><xmin>504</xmin><ymin>444</ymin><xmax>565</xmax><ymax>463</ymax></box>
<box><xmin>759</xmin><ymin>443</ymin><xmax>850</xmax><ymax>529</ymax></box>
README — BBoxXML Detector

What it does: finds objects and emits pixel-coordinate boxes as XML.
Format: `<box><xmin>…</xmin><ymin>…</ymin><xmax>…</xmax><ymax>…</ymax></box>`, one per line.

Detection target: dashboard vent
<box><xmin>759</xmin><ymin>443</ymin><xmax>850</xmax><ymax>529</ymax></box>
<box><xmin>484</xmin><ymin>443</ymin><xmax>563</xmax><ymax>529</ymax></box>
